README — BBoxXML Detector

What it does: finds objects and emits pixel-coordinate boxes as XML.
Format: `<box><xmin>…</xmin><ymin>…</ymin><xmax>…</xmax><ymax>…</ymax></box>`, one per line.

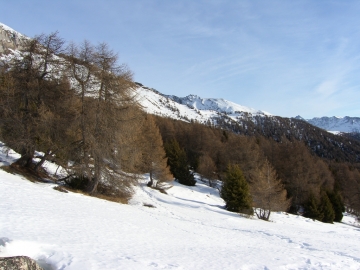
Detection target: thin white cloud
<box><xmin>315</xmin><ymin>80</ymin><xmax>339</xmax><ymax>97</ymax></box>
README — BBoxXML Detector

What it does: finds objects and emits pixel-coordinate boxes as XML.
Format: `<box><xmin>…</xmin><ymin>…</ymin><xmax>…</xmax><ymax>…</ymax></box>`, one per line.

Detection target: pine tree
<box><xmin>164</xmin><ymin>139</ymin><xmax>196</xmax><ymax>186</ymax></box>
<box><xmin>220</xmin><ymin>164</ymin><xmax>253</xmax><ymax>214</ymax></box>
<box><xmin>327</xmin><ymin>190</ymin><xmax>344</xmax><ymax>222</ymax></box>
<box><xmin>304</xmin><ymin>193</ymin><xmax>324</xmax><ymax>221</ymax></box>
<box><xmin>320</xmin><ymin>192</ymin><xmax>335</xmax><ymax>223</ymax></box>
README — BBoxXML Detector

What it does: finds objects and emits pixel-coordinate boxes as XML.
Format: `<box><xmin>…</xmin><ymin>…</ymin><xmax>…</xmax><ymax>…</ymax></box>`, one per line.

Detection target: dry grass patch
<box><xmin>3</xmin><ymin>163</ymin><xmax>53</xmax><ymax>183</ymax></box>
<box><xmin>58</xmin><ymin>185</ymin><xmax>131</xmax><ymax>204</ymax></box>
<box><xmin>2</xmin><ymin>164</ymin><xmax>131</xmax><ymax>204</ymax></box>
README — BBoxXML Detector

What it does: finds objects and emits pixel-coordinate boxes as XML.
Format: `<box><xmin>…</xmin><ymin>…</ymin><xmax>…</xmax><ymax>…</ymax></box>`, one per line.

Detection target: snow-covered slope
<box><xmin>135</xmin><ymin>83</ymin><xmax>271</xmax><ymax>125</ymax></box>
<box><xmin>0</xmin><ymin>22</ymin><xmax>28</xmax><ymax>53</ymax></box>
<box><xmin>1</xmin><ymin>148</ymin><xmax>360</xmax><ymax>269</ymax></box>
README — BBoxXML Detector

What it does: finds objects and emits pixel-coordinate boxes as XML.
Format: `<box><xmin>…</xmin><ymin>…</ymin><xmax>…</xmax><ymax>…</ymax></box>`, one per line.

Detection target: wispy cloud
<box><xmin>315</xmin><ymin>80</ymin><xmax>339</xmax><ymax>97</ymax></box>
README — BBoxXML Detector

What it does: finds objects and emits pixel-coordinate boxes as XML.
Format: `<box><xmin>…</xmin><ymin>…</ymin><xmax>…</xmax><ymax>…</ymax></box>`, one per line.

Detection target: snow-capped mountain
<box><xmin>295</xmin><ymin>115</ymin><xmax>360</xmax><ymax>133</ymax></box>
<box><xmin>135</xmin><ymin>83</ymin><xmax>271</xmax><ymax>125</ymax></box>
<box><xmin>165</xmin><ymin>93</ymin><xmax>271</xmax><ymax>116</ymax></box>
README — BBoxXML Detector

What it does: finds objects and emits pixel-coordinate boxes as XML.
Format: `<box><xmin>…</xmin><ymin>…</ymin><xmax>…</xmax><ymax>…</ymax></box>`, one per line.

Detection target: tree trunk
<box><xmin>14</xmin><ymin>152</ymin><xmax>33</xmax><ymax>168</ymax></box>
<box><xmin>89</xmin><ymin>179</ymin><xmax>99</xmax><ymax>195</ymax></box>
<box><xmin>34</xmin><ymin>149</ymin><xmax>52</xmax><ymax>172</ymax></box>
<box><xmin>89</xmin><ymin>157</ymin><xmax>101</xmax><ymax>195</ymax></box>
<box><xmin>147</xmin><ymin>170</ymin><xmax>154</xmax><ymax>187</ymax></box>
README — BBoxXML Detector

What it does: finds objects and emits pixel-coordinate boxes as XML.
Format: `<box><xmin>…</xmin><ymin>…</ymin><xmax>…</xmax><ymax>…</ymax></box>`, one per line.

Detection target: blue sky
<box><xmin>2</xmin><ymin>0</ymin><xmax>360</xmax><ymax>118</ymax></box>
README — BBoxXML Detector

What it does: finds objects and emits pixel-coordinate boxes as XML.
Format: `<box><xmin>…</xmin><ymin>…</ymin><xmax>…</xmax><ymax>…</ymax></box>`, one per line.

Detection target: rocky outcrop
<box><xmin>0</xmin><ymin>256</ymin><xmax>43</xmax><ymax>270</ymax></box>
<box><xmin>0</xmin><ymin>24</ymin><xmax>27</xmax><ymax>53</ymax></box>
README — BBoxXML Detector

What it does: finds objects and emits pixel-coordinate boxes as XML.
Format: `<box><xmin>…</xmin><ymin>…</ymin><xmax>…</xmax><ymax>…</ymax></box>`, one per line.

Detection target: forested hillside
<box><xmin>155</xmin><ymin>117</ymin><xmax>360</xmax><ymax>219</ymax></box>
<box><xmin>214</xmin><ymin>114</ymin><xmax>360</xmax><ymax>162</ymax></box>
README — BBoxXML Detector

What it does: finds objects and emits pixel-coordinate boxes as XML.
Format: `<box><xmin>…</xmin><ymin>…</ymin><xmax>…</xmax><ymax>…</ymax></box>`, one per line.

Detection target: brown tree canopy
<box><xmin>250</xmin><ymin>159</ymin><xmax>291</xmax><ymax>220</ymax></box>
<box><xmin>140</xmin><ymin>115</ymin><xmax>173</xmax><ymax>187</ymax></box>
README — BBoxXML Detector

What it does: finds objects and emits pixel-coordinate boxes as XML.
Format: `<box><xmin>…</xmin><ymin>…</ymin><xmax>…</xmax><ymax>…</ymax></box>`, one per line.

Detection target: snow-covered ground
<box><xmin>1</xmin><ymin>148</ymin><xmax>360</xmax><ymax>269</ymax></box>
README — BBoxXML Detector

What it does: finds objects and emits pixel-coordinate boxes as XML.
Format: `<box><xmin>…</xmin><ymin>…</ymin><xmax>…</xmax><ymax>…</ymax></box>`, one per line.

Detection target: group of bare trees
<box><xmin>0</xmin><ymin>32</ymin><xmax>68</xmax><ymax>168</ymax></box>
<box><xmin>0</xmin><ymin>32</ymin><xmax>172</xmax><ymax>198</ymax></box>
<box><xmin>65</xmin><ymin>40</ymin><xmax>142</xmax><ymax>194</ymax></box>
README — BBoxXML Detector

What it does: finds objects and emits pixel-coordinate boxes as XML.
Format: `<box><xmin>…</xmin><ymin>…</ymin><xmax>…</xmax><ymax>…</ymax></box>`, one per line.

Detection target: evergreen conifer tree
<box><xmin>327</xmin><ymin>190</ymin><xmax>344</xmax><ymax>222</ymax></box>
<box><xmin>320</xmin><ymin>192</ymin><xmax>335</xmax><ymax>223</ymax></box>
<box><xmin>304</xmin><ymin>193</ymin><xmax>324</xmax><ymax>221</ymax></box>
<box><xmin>220</xmin><ymin>164</ymin><xmax>253</xmax><ymax>214</ymax></box>
<box><xmin>164</xmin><ymin>140</ymin><xmax>196</xmax><ymax>186</ymax></box>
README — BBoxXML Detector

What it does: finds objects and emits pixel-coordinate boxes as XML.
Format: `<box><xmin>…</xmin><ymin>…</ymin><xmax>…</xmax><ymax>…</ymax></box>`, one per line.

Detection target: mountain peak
<box><xmin>294</xmin><ymin>115</ymin><xmax>305</xmax><ymax>120</ymax></box>
<box><xmin>185</xmin><ymin>94</ymin><xmax>201</xmax><ymax>100</ymax></box>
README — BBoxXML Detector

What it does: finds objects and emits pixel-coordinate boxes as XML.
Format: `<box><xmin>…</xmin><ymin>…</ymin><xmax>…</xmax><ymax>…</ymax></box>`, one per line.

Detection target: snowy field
<box><xmin>1</xmin><ymin>148</ymin><xmax>360</xmax><ymax>269</ymax></box>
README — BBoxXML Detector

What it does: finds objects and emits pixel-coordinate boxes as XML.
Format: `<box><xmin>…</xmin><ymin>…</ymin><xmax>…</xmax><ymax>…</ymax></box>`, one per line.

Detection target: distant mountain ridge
<box><xmin>295</xmin><ymin>115</ymin><xmax>360</xmax><ymax>133</ymax></box>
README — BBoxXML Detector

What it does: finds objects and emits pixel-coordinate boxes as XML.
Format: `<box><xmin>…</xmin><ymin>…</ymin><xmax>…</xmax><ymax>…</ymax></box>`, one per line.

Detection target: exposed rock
<box><xmin>0</xmin><ymin>23</ymin><xmax>27</xmax><ymax>53</ymax></box>
<box><xmin>0</xmin><ymin>256</ymin><xmax>43</xmax><ymax>270</ymax></box>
